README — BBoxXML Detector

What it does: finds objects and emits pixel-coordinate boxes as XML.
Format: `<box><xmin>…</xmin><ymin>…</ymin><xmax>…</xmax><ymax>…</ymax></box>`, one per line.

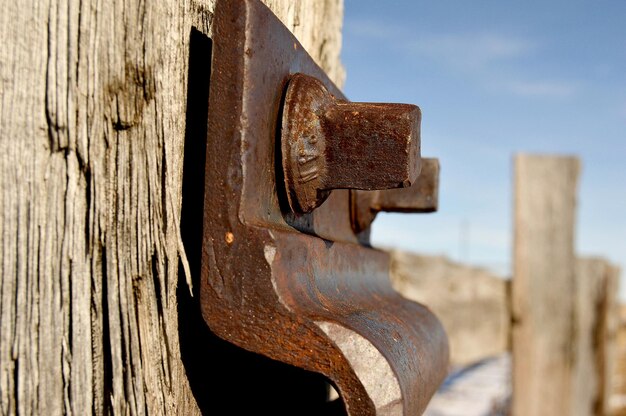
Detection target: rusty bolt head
<box><xmin>351</xmin><ymin>158</ymin><xmax>440</xmax><ymax>233</ymax></box>
<box><xmin>281</xmin><ymin>73</ymin><xmax>422</xmax><ymax>214</ymax></box>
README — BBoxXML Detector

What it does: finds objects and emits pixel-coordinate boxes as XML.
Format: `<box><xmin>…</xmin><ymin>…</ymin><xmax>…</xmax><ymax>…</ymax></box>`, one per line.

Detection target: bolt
<box><xmin>281</xmin><ymin>73</ymin><xmax>422</xmax><ymax>213</ymax></box>
<box><xmin>351</xmin><ymin>158</ymin><xmax>440</xmax><ymax>234</ymax></box>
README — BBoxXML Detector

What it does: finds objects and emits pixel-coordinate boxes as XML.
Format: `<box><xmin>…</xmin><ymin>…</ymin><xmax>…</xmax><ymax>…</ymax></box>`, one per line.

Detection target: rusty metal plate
<box><xmin>200</xmin><ymin>0</ymin><xmax>449</xmax><ymax>414</ymax></box>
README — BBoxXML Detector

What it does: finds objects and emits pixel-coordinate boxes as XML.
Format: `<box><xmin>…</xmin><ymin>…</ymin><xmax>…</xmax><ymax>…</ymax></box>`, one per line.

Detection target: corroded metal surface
<box><xmin>281</xmin><ymin>73</ymin><xmax>421</xmax><ymax>213</ymax></box>
<box><xmin>352</xmin><ymin>158</ymin><xmax>440</xmax><ymax>234</ymax></box>
<box><xmin>200</xmin><ymin>1</ymin><xmax>449</xmax><ymax>414</ymax></box>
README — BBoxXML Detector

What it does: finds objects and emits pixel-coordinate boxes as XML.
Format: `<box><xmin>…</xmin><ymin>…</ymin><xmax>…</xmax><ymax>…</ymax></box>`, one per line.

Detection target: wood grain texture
<box><xmin>511</xmin><ymin>154</ymin><xmax>580</xmax><ymax>416</ymax></box>
<box><xmin>613</xmin><ymin>305</ymin><xmax>626</xmax><ymax>415</ymax></box>
<box><xmin>573</xmin><ymin>258</ymin><xmax>621</xmax><ymax>416</ymax></box>
<box><xmin>0</xmin><ymin>0</ymin><xmax>344</xmax><ymax>414</ymax></box>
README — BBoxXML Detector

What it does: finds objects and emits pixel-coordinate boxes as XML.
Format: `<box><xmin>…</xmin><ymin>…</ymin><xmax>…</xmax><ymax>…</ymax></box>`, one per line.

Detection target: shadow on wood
<box><xmin>176</xmin><ymin>27</ymin><xmax>345</xmax><ymax>416</ymax></box>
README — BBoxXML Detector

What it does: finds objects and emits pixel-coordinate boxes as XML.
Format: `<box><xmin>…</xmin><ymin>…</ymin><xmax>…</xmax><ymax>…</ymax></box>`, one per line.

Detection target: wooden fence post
<box><xmin>0</xmin><ymin>1</ymin><xmax>344</xmax><ymax>413</ymax></box>
<box><xmin>390</xmin><ymin>251</ymin><xmax>509</xmax><ymax>366</ymax></box>
<box><xmin>573</xmin><ymin>258</ymin><xmax>620</xmax><ymax>416</ymax></box>
<box><xmin>512</xmin><ymin>154</ymin><xmax>580</xmax><ymax>416</ymax></box>
<box><xmin>614</xmin><ymin>306</ymin><xmax>626</xmax><ymax>415</ymax></box>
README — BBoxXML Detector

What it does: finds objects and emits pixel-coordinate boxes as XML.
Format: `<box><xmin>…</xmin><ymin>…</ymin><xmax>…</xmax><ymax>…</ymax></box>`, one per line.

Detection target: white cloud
<box><xmin>405</xmin><ymin>33</ymin><xmax>580</xmax><ymax>99</ymax></box>
<box><xmin>408</xmin><ymin>33</ymin><xmax>533</xmax><ymax>70</ymax></box>
<box><xmin>505</xmin><ymin>80</ymin><xmax>579</xmax><ymax>98</ymax></box>
<box><xmin>346</xmin><ymin>19</ymin><xmax>397</xmax><ymax>40</ymax></box>
<box><xmin>347</xmin><ymin>23</ymin><xmax>533</xmax><ymax>69</ymax></box>
<box><xmin>406</xmin><ymin>31</ymin><xmax>581</xmax><ymax>99</ymax></box>
<box><xmin>347</xmin><ymin>22</ymin><xmax>583</xmax><ymax>99</ymax></box>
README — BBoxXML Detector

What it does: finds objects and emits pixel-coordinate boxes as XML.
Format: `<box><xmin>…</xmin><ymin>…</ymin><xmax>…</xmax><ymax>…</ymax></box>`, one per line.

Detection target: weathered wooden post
<box><xmin>512</xmin><ymin>154</ymin><xmax>623</xmax><ymax>416</ymax></box>
<box><xmin>0</xmin><ymin>1</ymin><xmax>344</xmax><ymax>414</ymax></box>
<box><xmin>573</xmin><ymin>258</ymin><xmax>620</xmax><ymax>416</ymax></box>
<box><xmin>614</xmin><ymin>306</ymin><xmax>626</xmax><ymax>414</ymax></box>
<box><xmin>512</xmin><ymin>154</ymin><xmax>580</xmax><ymax>416</ymax></box>
<box><xmin>390</xmin><ymin>251</ymin><xmax>509</xmax><ymax>366</ymax></box>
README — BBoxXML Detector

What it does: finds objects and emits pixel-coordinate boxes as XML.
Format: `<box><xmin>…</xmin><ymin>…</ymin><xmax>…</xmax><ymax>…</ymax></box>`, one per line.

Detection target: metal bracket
<box><xmin>201</xmin><ymin>1</ymin><xmax>448</xmax><ymax>414</ymax></box>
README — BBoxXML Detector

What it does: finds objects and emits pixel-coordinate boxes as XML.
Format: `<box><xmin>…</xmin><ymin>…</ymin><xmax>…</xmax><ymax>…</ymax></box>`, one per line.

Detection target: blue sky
<box><xmin>342</xmin><ymin>0</ymin><xmax>626</xmax><ymax>298</ymax></box>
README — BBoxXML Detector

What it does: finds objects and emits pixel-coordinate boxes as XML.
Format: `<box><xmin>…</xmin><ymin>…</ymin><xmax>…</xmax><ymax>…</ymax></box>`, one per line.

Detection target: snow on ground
<box><xmin>425</xmin><ymin>354</ymin><xmax>511</xmax><ymax>416</ymax></box>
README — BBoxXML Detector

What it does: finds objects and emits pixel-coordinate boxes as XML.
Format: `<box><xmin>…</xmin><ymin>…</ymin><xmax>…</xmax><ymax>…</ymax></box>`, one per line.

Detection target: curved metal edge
<box><xmin>268</xmin><ymin>231</ymin><xmax>449</xmax><ymax>415</ymax></box>
<box><xmin>201</xmin><ymin>0</ymin><xmax>450</xmax><ymax>414</ymax></box>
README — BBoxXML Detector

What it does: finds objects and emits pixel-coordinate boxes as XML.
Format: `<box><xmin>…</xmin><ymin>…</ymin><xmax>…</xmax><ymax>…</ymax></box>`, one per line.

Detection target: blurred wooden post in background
<box><xmin>388</xmin><ymin>153</ymin><xmax>623</xmax><ymax>415</ymax></box>
<box><xmin>614</xmin><ymin>306</ymin><xmax>626</xmax><ymax>415</ymax></box>
<box><xmin>573</xmin><ymin>258</ymin><xmax>620</xmax><ymax>416</ymax></box>
<box><xmin>604</xmin><ymin>263</ymin><xmax>620</xmax><ymax>415</ymax></box>
<box><xmin>390</xmin><ymin>251</ymin><xmax>509</xmax><ymax>366</ymax></box>
<box><xmin>512</xmin><ymin>154</ymin><xmax>580</xmax><ymax>416</ymax></box>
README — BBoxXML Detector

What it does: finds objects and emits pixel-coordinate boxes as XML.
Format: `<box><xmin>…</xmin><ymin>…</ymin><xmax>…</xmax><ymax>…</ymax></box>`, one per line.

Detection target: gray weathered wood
<box><xmin>390</xmin><ymin>251</ymin><xmax>509</xmax><ymax>366</ymax></box>
<box><xmin>0</xmin><ymin>0</ymin><xmax>344</xmax><ymax>414</ymax></box>
<box><xmin>603</xmin><ymin>264</ymin><xmax>620</xmax><ymax>415</ymax></box>
<box><xmin>573</xmin><ymin>258</ymin><xmax>620</xmax><ymax>416</ymax></box>
<box><xmin>511</xmin><ymin>154</ymin><xmax>580</xmax><ymax>416</ymax></box>
<box><xmin>613</xmin><ymin>305</ymin><xmax>626</xmax><ymax>415</ymax></box>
